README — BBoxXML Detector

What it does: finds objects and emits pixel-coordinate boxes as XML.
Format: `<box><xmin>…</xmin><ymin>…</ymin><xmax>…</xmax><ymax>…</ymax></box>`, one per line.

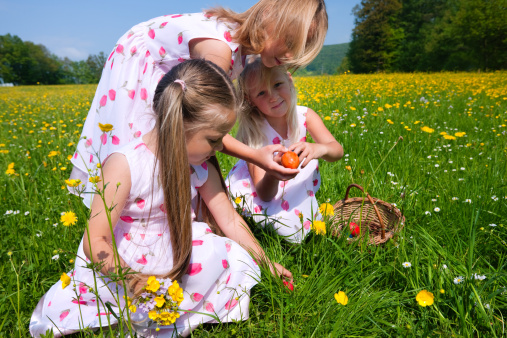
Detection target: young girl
<box><xmin>30</xmin><ymin>60</ymin><xmax>291</xmax><ymax>337</ymax></box>
<box><xmin>70</xmin><ymin>0</ymin><xmax>329</xmax><ymax>207</ymax></box>
<box><xmin>227</xmin><ymin>58</ymin><xmax>343</xmax><ymax>243</ymax></box>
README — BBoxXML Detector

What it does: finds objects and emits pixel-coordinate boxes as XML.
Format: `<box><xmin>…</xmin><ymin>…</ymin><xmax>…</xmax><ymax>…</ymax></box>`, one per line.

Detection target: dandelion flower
<box><xmin>453</xmin><ymin>276</ymin><xmax>464</xmax><ymax>284</ymax></box>
<box><xmin>311</xmin><ymin>220</ymin><xmax>326</xmax><ymax>235</ymax></box>
<box><xmin>402</xmin><ymin>262</ymin><xmax>411</xmax><ymax>268</ymax></box>
<box><xmin>345</xmin><ymin>166</ymin><xmax>352</xmax><ymax>171</ymax></box>
<box><xmin>60</xmin><ymin>272</ymin><xmax>71</xmax><ymax>289</ymax></box>
<box><xmin>334</xmin><ymin>291</ymin><xmax>348</xmax><ymax>305</ymax></box>
<box><xmin>440</xmin><ymin>289</ymin><xmax>445</xmax><ymax>294</ymax></box>
<box><xmin>416</xmin><ymin>290</ymin><xmax>434</xmax><ymax>307</ymax></box>
<box><xmin>421</xmin><ymin>126</ymin><xmax>435</xmax><ymax>133</ymax></box>
<box><xmin>60</xmin><ymin>211</ymin><xmax>78</xmax><ymax>226</ymax></box>
<box><xmin>319</xmin><ymin>203</ymin><xmax>334</xmax><ymax>217</ymax></box>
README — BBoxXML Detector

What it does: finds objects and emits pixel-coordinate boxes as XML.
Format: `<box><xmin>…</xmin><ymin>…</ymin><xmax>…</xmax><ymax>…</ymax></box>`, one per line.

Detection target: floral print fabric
<box><xmin>69</xmin><ymin>12</ymin><xmax>243</xmax><ymax>208</ymax></box>
<box><xmin>226</xmin><ymin>106</ymin><xmax>322</xmax><ymax>243</ymax></box>
<box><xmin>30</xmin><ymin>139</ymin><xmax>260</xmax><ymax>337</ymax></box>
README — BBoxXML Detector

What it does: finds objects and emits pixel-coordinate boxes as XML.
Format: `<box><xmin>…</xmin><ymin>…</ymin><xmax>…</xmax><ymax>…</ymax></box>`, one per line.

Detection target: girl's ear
<box><xmin>286</xmin><ymin>71</ymin><xmax>294</xmax><ymax>84</ymax></box>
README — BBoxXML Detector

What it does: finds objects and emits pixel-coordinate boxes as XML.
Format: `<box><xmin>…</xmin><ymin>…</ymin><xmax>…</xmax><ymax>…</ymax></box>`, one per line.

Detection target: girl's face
<box><xmin>185</xmin><ymin>107</ymin><xmax>236</xmax><ymax>166</ymax></box>
<box><xmin>247</xmin><ymin>69</ymin><xmax>292</xmax><ymax>120</ymax></box>
<box><xmin>260</xmin><ymin>29</ymin><xmax>294</xmax><ymax>67</ymax></box>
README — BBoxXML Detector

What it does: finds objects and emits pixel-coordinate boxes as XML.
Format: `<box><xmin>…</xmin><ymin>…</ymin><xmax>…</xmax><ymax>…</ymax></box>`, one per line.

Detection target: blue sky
<box><xmin>0</xmin><ymin>0</ymin><xmax>360</xmax><ymax>61</ymax></box>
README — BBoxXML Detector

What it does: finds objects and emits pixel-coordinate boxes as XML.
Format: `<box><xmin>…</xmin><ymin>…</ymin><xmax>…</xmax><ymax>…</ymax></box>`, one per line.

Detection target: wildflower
<box><xmin>48</xmin><ymin>151</ymin><xmax>59</xmax><ymax>157</ymax></box>
<box><xmin>145</xmin><ymin>276</ymin><xmax>160</xmax><ymax>293</ymax></box>
<box><xmin>460</xmin><ymin>167</ymin><xmax>465</xmax><ymax>171</ymax></box>
<box><xmin>52</xmin><ymin>254</ymin><xmax>59</xmax><ymax>260</ymax></box>
<box><xmin>421</xmin><ymin>126</ymin><xmax>435</xmax><ymax>133</ymax></box>
<box><xmin>442</xmin><ymin>264</ymin><xmax>448</xmax><ymax>269</ymax></box>
<box><xmin>154</xmin><ymin>295</ymin><xmax>166</xmax><ymax>308</ymax></box>
<box><xmin>425</xmin><ymin>211</ymin><xmax>431</xmax><ymax>216</ymax></box>
<box><xmin>98</xmin><ymin>123</ymin><xmax>114</xmax><ymax>132</ymax></box>
<box><xmin>319</xmin><ymin>203</ymin><xmax>334</xmax><ymax>217</ymax></box>
<box><xmin>65</xmin><ymin>179</ymin><xmax>81</xmax><ymax>187</ymax></box>
<box><xmin>129</xmin><ymin>304</ymin><xmax>137</xmax><ymax>313</ymax></box>
<box><xmin>434</xmin><ymin>207</ymin><xmax>440</xmax><ymax>212</ymax></box>
<box><xmin>168</xmin><ymin>280</ymin><xmax>184</xmax><ymax>303</ymax></box>
<box><xmin>453</xmin><ymin>276</ymin><xmax>464</xmax><ymax>284</ymax></box>
<box><xmin>5</xmin><ymin>210</ymin><xmax>13</xmax><ymax>215</ymax></box>
<box><xmin>455</xmin><ymin>132</ymin><xmax>466</xmax><ymax>137</ymax></box>
<box><xmin>489</xmin><ymin>224</ymin><xmax>497</xmax><ymax>227</ymax></box>
<box><xmin>491</xmin><ymin>195</ymin><xmax>498</xmax><ymax>201</ymax></box>
<box><xmin>452</xmin><ymin>197</ymin><xmax>459</xmax><ymax>201</ymax></box>
<box><xmin>89</xmin><ymin>176</ymin><xmax>101</xmax><ymax>184</ymax></box>
<box><xmin>465</xmin><ymin>199</ymin><xmax>472</xmax><ymax>203</ymax></box>
<box><xmin>234</xmin><ymin>196</ymin><xmax>242</xmax><ymax>204</ymax></box>
<box><xmin>60</xmin><ymin>272</ymin><xmax>71</xmax><ymax>289</ymax></box>
<box><xmin>311</xmin><ymin>220</ymin><xmax>326</xmax><ymax>235</ymax></box>
<box><xmin>7</xmin><ymin>251</ymin><xmax>12</xmax><ymax>256</ymax></box>
<box><xmin>402</xmin><ymin>262</ymin><xmax>411</xmax><ymax>268</ymax></box>
<box><xmin>334</xmin><ymin>291</ymin><xmax>348</xmax><ymax>305</ymax></box>
<box><xmin>473</xmin><ymin>274</ymin><xmax>486</xmax><ymax>281</ymax></box>
<box><xmin>484</xmin><ymin>304</ymin><xmax>490</xmax><ymax>310</ymax></box>
<box><xmin>60</xmin><ymin>211</ymin><xmax>78</xmax><ymax>226</ymax></box>
<box><xmin>416</xmin><ymin>290</ymin><xmax>434</xmax><ymax>307</ymax></box>
<box><xmin>443</xmin><ymin>134</ymin><xmax>456</xmax><ymax>140</ymax></box>
<box><xmin>440</xmin><ymin>289</ymin><xmax>445</xmax><ymax>294</ymax></box>
<box><xmin>345</xmin><ymin>166</ymin><xmax>352</xmax><ymax>171</ymax></box>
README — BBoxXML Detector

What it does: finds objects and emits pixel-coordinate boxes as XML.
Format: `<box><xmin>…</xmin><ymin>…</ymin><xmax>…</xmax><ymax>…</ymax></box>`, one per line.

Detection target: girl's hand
<box><xmin>288</xmin><ymin>142</ymin><xmax>326</xmax><ymax>168</ymax></box>
<box><xmin>270</xmin><ymin>262</ymin><xmax>293</xmax><ymax>282</ymax></box>
<box><xmin>254</xmin><ymin>144</ymin><xmax>299</xmax><ymax>181</ymax></box>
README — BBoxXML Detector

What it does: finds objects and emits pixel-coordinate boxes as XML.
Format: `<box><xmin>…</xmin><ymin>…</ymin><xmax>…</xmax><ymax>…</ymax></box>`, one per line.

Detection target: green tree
<box><xmin>348</xmin><ymin>0</ymin><xmax>403</xmax><ymax>73</ymax></box>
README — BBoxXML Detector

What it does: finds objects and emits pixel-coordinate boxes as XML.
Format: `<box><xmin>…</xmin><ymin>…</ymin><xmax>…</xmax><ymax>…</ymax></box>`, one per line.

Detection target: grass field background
<box><xmin>1</xmin><ymin>72</ymin><xmax>506</xmax><ymax>336</ymax></box>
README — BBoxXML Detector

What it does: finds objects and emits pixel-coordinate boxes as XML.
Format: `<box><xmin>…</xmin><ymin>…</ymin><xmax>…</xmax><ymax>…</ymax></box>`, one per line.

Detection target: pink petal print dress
<box><xmin>30</xmin><ymin>139</ymin><xmax>260</xmax><ymax>337</ymax></box>
<box><xmin>226</xmin><ymin>106</ymin><xmax>322</xmax><ymax>243</ymax></box>
<box><xmin>69</xmin><ymin>12</ymin><xmax>244</xmax><ymax>208</ymax></box>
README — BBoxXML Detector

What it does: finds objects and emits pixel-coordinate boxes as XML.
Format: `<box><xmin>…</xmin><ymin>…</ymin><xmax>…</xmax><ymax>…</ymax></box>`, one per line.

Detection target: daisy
<box><xmin>465</xmin><ymin>199</ymin><xmax>472</xmax><ymax>203</ymax></box>
<box><xmin>434</xmin><ymin>207</ymin><xmax>440</xmax><ymax>212</ymax></box>
<box><xmin>402</xmin><ymin>262</ymin><xmax>411</xmax><ymax>268</ymax></box>
<box><xmin>453</xmin><ymin>276</ymin><xmax>464</xmax><ymax>284</ymax></box>
<box><xmin>489</xmin><ymin>224</ymin><xmax>497</xmax><ymax>227</ymax></box>
<box><xmin>24</xmin><ymin>211</ymin><xmax>30</xmax><ymax>215</ymax></box>
<box><xmin>4</xmin><ymin>210</ymin><xmax>13</xmax><ymax>215</ymax></box>
<box><xmin>452</xmin><ymin>197</ymin><xmax>459</xmax><ymax>201</ymax></box>
<box><xmin>425</xmin><ymin>211</ymin><xmax>431</xmax><ymax>216</ymax></box>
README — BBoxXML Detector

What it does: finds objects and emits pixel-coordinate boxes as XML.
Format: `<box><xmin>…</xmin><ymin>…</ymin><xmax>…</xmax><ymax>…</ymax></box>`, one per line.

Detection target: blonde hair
<box><xmin>151</xmin><ymin>59</ymin><xmax>238</xmax><ymax>282</ymax></box>
<box><xmin>236</xmin><ymin>57</ymin><xmax>299</xmax><ymax>149</ymax></box>
<box><xmin>206</xmin><ymin>0</ymin><xmax>328</xmax><ymax>69</ymax></box>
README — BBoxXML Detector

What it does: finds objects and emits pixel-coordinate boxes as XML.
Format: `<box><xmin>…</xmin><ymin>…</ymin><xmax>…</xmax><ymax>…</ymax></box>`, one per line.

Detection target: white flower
<box><xmin>491</xmin><ymin>196</ymin><xmax>498</xmax><ymax>201</ymax></box>
<box><xmin>53</xmin><ymin>223</ymin><xmax>58</xmax><ymax>227</ymax></box>
<box><xmin>60</xmin><ymin>212</ymin><xmax>66</xmax><ymax>216</ymax></box>
<box><xmin>454</xmin><ymin>276</ymin><xmax>464</xmax><ymax>284</ymax></box>
<box><xmin>13</xmin><ymin>210</ymin><xmax>19</xmax><ymax>215</ymax></box>
<box><xmin>434</xmin><ymin>207</ymin><xmax>440</xmax><ymax>212</ymax></box>
<box><xmin>452</xmin><ymin>197</ymin><xmax>459</xmax><ymax>201</ymax></box>
<box><xmin>460</xmin><ymin>167</ymin><xmax>466</xmax><ymax>171</ymax></box>
<box><xmin>402</xmin><ymin>262</ymin><xmax>411</xmax><ymax>268</ymax></box>
<box><xmin>465</xmin><ymin>199</ymin><xmax>472</xmax><ymax>203</ymax></box>
<box><xmin>5</xmin><ymin>210</ymin><xmax>13</xmax><ymax>215</ymax></box>
<box><xmin>425</xmin><ymin>211</ymin><xmax>431</xmax><ymax>216</ymax></box>
<box><xmin>432</xmin><ymin>199</ymin><xmax>437</xmax><ymax>202</ymax></box>
<box><xmin>448</xmin><ymin>160</ymin><xmax>453</xmax><ymax>164</ymax></box>
<box><xmin>485</xmin><ymin>304</ymin><xmax>490</xmax><ymax>309</ymax></box>
<box><xmin>459</xmin><ymin>178</ymin><xmax>464</xmax><ymax>181</ymax></box>
<box><xmin>489</xmin><ymin>223</ymin><xmax>497</xmax><ymax>227</ymax></box>
<box><xmin>392</xmin><ymin>203</ymin><xmax>397</xmax><ymax>207</ymax></box>
<box><xmin>442</xmin><ymin>264</ymin><xmax>448</xmax><ymax>269</ymax></box>
<box><xmin>45</xmin><ymin>218</ymin><xmax>49</xmax><ymax>221</ymax></box>
<box><xmin>51</xmin><ymin>254</ymin><xmax>59</xmax><ymax>260</ymax></box>
<box><xmin>473</xmin><ymin>273</ymin><xmax>486</xmax><ymax>280</ymax></box>
<box><xmin>435</xmin><ymin>164</ymin><xmax>439</xmax><ymax>167</ymax></box>
<box><xmin>24</xmin><ymin>211</ymin><xmax>30</xmax><ymax>215</ymax></box>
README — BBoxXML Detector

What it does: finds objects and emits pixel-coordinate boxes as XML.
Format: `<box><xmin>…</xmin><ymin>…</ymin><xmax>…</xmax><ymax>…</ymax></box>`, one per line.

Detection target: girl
<box><xmin>70</xmin><ymin>0</ymin><xmax>329</xmax><ymax>207</ymax></box>
<box><xmin>227</xmin><ymin>58</ymin><xmax>343</xmax><ymax>243</ymax></box>
<box><xmin>30</xmin><ymin>59</ymin><xmax>291</xmax><ymax>337</ymax></box>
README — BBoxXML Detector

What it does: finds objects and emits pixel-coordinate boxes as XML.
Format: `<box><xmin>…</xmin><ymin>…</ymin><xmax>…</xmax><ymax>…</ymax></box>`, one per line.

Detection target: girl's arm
<box><xmin>222</xmin><ymin>134</ymin><xmax>299</xmax><ymax>181</ymax></box>
<box><xmin>82</xmin><ymin>153</ymin><xmax>131</xmax><ymax>276</ymax></box>
<box><xmin>198</xmin><ymin>162</ymin><xmax>292</xmax><ymax>280</ymax></box>
<box><xmin>247</xmin><ymin>161</ymin><xmax>279</xmax><ymax>202</ymax></box>
<box><xmin>189</xmin><ymin>38</ymin><xmax>232</xmax><ymax>74</ymax></box>
<box><xmin>288</xmin><ymin>108</ymin><xmax>344</xmax><ymax>167</ymax></box>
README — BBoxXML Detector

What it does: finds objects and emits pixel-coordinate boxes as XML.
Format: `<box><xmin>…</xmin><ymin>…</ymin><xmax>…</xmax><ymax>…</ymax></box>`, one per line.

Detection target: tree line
<box><xmin>347</xmin><ymin>0</ymin><xmax>507</xmax><ymax>73</ymax></box>
<box><xmin>0</xmin><ymin>34</ymin><xmax>106</xmax><ymax>85</ymax></box>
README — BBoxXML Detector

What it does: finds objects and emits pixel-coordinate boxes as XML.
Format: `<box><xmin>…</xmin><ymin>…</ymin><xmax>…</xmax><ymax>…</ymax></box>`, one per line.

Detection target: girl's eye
<box><xmin>274</xmin><ymin>82</ymin><xmax>283</xmax><ymax>88</ymax></box>
<box><xmin>257</xmin><ymin>91</ymin><xmax>265</xmax><ymax>97</ymax></box>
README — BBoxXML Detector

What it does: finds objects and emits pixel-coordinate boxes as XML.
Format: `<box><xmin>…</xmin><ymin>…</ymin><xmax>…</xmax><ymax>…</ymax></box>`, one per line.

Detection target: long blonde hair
<box><xmin>236</xmin><ymin>58</ymin><xmax>299</xmax><ymax>149</ymax></box>
<box><xmin>206</xmin><ymin>0</ymin><xmax>328</xmax><ymax>69</ymax></box>
<box><xmin>152</xmin><ymin>59</ymin><xmax>238</xmax><ymax>282</ymax></box>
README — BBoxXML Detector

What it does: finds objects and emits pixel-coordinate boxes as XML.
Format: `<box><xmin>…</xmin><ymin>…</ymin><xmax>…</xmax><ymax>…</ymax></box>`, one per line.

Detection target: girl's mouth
<box><xmin>272</xmin><ymin>100</ymin><xmax>284</xmax><ymax>109</ymax></box>
<box><xmin>275</xmin><ymin>57</ymin><xmax>282</xmax><ymax>65</ymax></box>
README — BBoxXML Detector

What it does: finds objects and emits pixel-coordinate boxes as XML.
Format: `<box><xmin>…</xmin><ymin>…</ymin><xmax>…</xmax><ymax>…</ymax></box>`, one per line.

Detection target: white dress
<box><xmin>69</xmin><ymin>12</ymin><xmax>244</xmax><ymax>208</ymax></box>
<box><xmin>226</xmin><ymin>106</ymin><xmax>322</xmax><ymax>243</ymax></box>
<box><xmin>30</xmin><ymin>139</ymin><xmax>260</xmax><ymax>337</ymax></box>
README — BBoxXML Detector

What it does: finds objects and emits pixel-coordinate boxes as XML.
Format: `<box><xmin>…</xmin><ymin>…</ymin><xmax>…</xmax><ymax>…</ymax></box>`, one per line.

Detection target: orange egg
<box><xmin>281</xmin><ymin>151</ymin><xmax>299</xmax><ymax>169</ymax></box>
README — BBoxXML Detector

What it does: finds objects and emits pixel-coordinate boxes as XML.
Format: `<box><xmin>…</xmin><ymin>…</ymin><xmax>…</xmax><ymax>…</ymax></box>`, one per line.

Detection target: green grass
<box><xmin>1</xmin><ymin>72</ymin><xmax>506</xmax><ymax>336</ymax></box>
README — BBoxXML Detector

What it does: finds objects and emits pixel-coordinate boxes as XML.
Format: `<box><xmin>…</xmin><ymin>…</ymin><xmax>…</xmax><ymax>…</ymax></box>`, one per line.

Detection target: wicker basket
<box><xmin>331</xmin><ymin>184</ymin><xmax>405</xmax><ymax>245</ymax></box>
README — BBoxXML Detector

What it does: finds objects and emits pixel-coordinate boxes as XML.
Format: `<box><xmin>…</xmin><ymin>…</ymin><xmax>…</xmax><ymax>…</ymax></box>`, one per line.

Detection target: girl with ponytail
<box><xmin>30</xmin><ymin>59</ymin><xmax>291</xmax><ymax>337</ymax></box>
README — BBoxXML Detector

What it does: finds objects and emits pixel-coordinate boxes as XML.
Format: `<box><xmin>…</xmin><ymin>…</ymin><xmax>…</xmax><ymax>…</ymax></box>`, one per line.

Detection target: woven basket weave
<box><xmin>331</xmin><ymin>184</ymin><xmax>405</xmax><ymax>245</ymax></box>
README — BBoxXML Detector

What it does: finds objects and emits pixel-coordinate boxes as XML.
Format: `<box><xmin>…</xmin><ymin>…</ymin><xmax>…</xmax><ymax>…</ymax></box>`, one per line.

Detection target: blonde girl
<box><xmin>227</xmin><ymin>58</ymin><xmax>343</xmax><ymax>243</ymax></box>
<box><xmin>30</xmin><ymin>59</ymin><xmax>291</xmax><ymax>337</ymax></box>
<box><xmin>69</xmin><ymin>0</ymin><xmax>329</xmax><ymax>207</ymax></box>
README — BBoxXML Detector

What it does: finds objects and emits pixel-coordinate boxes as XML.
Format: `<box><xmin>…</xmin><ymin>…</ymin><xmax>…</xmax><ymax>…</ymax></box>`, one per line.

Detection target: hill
<box><xmin>297</xmin><ymin>43</ymin><xmax>349</xmax><ymax>76</ymax></box>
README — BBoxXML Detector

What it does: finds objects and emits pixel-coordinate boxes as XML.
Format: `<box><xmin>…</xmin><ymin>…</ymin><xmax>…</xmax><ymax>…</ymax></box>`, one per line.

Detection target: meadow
<box><xmin>1</xmin><ymin>72</ymin><xmax>506</xmax><ymax>336</ymax></box>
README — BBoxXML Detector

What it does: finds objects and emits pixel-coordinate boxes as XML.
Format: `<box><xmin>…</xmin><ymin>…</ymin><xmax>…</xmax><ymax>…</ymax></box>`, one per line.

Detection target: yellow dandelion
<box><xmin>443</xmin><ymin>135</ymin><xmax>456</xmax><ymax>140</ymax></box>
<box><xmin>312</xmin><ymin>220</ymin><xmax>326</xmax><ymax>235</ymax></box>
<box><xmin>455</xmin><ymin>132</ymin><xmax>466</xmax><ymax>137</ymax></box>
<box><xmin>421</xmin><ymin>126</ymin><xmax>435</xmax><ymax>133</ymax></box>
<box><xmin>60</xmin><ymin>211</ymin><xmax>78</xmax><ymax>226</ymax></box>
<box><xmin>334</xmin><ymin>291</ymin><xmax>348</xmax><ymax>305</ymax></box>
<box><xmin>416</xmin><ymin>290</ymin><xmax>434</xmax><ymax>307</ymax></box>
<box><xmin>345</xmin><ymin>166</ymin><xmax>352</xmax><ymax>171</ymax></box>
<box><xmin>386</xmin><ymin>119</ymin><xmax>394</xmax><ymax>124</ymax></box>
<box><xmin>319</xmin><ymin>203</ymin><xmax>334</xmax><ymax>217</ymax></box>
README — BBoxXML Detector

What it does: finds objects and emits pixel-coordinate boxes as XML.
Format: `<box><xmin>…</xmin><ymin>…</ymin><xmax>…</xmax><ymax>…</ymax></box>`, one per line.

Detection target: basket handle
<box><xmin>343</xmin><ymin>184</ymin><xmax>385</xmax><ymax>239</ymax></box>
